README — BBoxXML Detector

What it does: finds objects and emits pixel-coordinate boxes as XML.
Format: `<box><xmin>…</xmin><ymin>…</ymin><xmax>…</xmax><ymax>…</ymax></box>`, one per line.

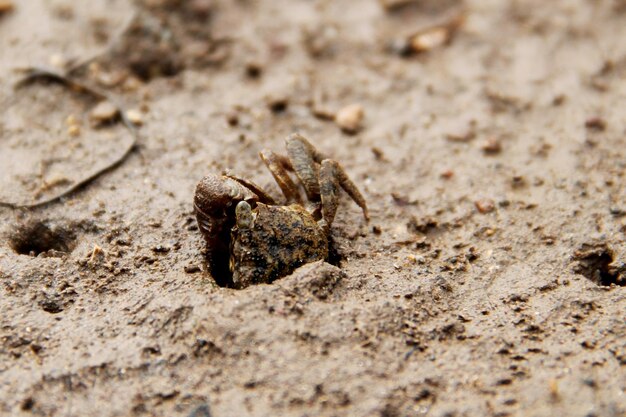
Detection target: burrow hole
<box><xmin>9</xmin><ymin>220</ymin><xmax>77</xmax><ymax>257</ymax></box>
<box><xmin>573</xmin><ymin>243</ymin><xmax>625</xmax><ymax>287</ymax></box>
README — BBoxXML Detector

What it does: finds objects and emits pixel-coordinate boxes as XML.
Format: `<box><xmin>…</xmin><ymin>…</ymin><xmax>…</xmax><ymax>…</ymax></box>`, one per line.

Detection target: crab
<box><xmin>194</xmin><ymin>133</ymin><xmax>369</xmax><ymax>289</ymax></box>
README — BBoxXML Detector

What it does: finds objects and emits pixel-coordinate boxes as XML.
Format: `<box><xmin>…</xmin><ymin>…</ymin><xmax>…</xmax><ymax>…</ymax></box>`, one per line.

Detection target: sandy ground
<box><xmin>1</xmin><ymin>0</ymin><xmax>625</xmax><ymax>416</ymax></box>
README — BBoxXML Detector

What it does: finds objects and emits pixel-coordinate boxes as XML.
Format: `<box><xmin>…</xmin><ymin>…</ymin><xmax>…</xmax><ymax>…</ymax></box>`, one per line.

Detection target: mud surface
<box><xmin>1</xmin><ymin>1</ymin><xmax>625</xmax><ymax>416</ymax></box>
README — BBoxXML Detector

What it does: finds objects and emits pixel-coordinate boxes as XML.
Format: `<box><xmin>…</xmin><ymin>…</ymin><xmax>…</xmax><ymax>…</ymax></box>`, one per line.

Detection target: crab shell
<box><xmin>230</xmin><ymin>202</ymin><xmax>329</xmax><ymax>289</ymax></box>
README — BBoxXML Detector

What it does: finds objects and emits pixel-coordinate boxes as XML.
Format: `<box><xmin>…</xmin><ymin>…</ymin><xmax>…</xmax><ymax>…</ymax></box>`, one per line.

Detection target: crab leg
<box><xmin>259</xmin><ymin>150</ymin><xmax>302</xmax><ymax>204</ymax></box>
<box><xmin>286</xmin><ymin>133</ymin><xmax>369</xmax><ymax>222</ymax></box>
<box><xmin>319</xmin><ymin>159</ymin><xmax>340</xmax><ymax>227</ymax></box>
<box><xmin>285</xmin><ymin>133</ymin><xmax>326</xmax><ymax>201</ymax></box>
<box><xmin>320</xmin><ymin>159</ymin><xmax>369</xmax><ymax>224</ymax></box>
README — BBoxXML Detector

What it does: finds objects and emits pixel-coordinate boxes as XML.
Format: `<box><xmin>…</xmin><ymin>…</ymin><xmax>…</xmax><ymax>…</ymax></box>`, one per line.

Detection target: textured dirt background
<box><xmin>1</xmin><ymin>0</ymin><xmax>625</xmax><ymax>416</ymax></box>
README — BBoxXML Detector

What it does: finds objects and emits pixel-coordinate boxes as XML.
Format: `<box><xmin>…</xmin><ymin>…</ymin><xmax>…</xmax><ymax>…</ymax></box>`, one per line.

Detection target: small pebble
<box><xmin>65</xmin><ymin>114</ymin><xmax>79</xmax><ymax>126</ymax></box>
<box><xmin>440</xmin><ymin>170</ymin><xmax>454</xmax><ymax>179</ymax></box>
<box><xmin>122</xmin><ymin>76</ymin><xmax>142</xmax><ymax>92</ymax></box>
<box><xmin>152</xmin><ymin>245</ymin><xmax>170</xmax><ymax>253</ymax></box>
<box><xmin>552</xmin><ymin>95</ymin><xmax>566</xmax><ymax>106</ymax></box>
<box><xmin>68</xmin><ymin>124</ymin><xmax>81</xmax><ymax>137</ymax></box>
<box><xmin>225</xmin><ymin>111</ymin><xmax>239</xmax><ymax>126</ymax></box>
<box><xmin>184</xmin><ymin>264</ymin><xmax>202</xmax><ymax>274</ymax></box>
<box><xmin>511</xmin><ymin>175</ymin><xmax>526</xmax><ymax>188</ymax></box>
<box><xmin>446</xmin><ymin>131</ymin><xmax>475</xmax><ymax>142</ymax></box>
<box><xmin>406</xmin><ymin>15</ymin><xmax>464</xmax><ymax>54</ymax></box>
<box><xmin>481</xmin><ymin>137</ymin><xmax>502</xmax><ymax>154</ymax></box>
<box><xmin>90</xmin><ymin>101</ymin><xmax>119</xmax><ymax>125</ymax></box>
<box><xmin>89</xmin><ymin>244</ymin><xmax>106</xmax><ymax>263</ymax></box>
<box><xmin>66</xmin><ymin>114</ymin><xmax>81</xmax><ymax>136</ymax></box>
<box><xmin>371</xmin><ymin>147</ymin><xmax>386</xmax><ymax>161</ymax></box>
<box><xmin>303</xmin><ymin>24</ymin><xmax>338</xmax><ymax>58</ymax></box>
<box><xmin>267</xmin><ymin>96</ymin><xmax>288</xmax><ymax>113</ymax></box>
<box><xmin>410</xmin><ymin>28</ymin><xmax>450</xmax><ymax>53</ymax></box>
<box><xmin>125</xmin><ymin>109</ymin><xmax>143</xmax><ymax>125</ymax></box>
<box><xmin>96</xmin><ymin>70</ymin><xmax>127</xmax><ymax>88</ymax></box>
<box><xmin>48</xmin><ymin>54</ymin><xmax>66</xmax><ymax>70</ymax></box>
<box><xmin>311</xmin><ymin>103</ymin><xmax>336</xmax><ymax>121</ymax></box>
<box><xmin>245</xmin><ymin>61</ymin><xmax>263</xmax><ymax>79</ymax></box>
<box><xmin>335</xmin><ymin>103</ymin><xmax>364</xmax><ymax>133</ymax></box>
<box><xmin>585</xmin><ymin>117</ymin><xmax>606</xmax><ymax>131</ymax></box>
<box><xmin>406</xmin><ymin>254</ymin><xmax>418</xmax><ymax>264</ymax></box>
<box><xmin>0</xmin><ymin>0</ymin><xmax>14</xmax><ymax>13</ymax></box>
<box><xmin>475</xmin><ymin>199</ymin><xmax>495</xmax><ymax>214</ymax></box>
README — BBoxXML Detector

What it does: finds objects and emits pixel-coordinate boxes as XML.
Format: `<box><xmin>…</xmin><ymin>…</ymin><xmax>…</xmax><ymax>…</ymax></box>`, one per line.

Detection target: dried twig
<box><xmin>0</xmin><ymin>67</ymin><xmax>140</xmax><ymax>209</ymax></box>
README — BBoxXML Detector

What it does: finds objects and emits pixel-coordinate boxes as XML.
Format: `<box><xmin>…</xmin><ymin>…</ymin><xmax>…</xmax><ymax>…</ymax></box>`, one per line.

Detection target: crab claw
<box><xmin>195</xmin><ymin>174</ymin><xmax>253</xmax><ymax>216</ymax></box>
<box><xmin>194</xmin><ymin>174</ymin><xmax>261</xmax><ymax>287</ymax></box>
<box><xmin>235</xmin><ymin>201</ymin><xmax>255</xmax><ymax>230</ymax></box>
<box><xmin>194</xmin><ymin>174</ymin><xmax>257</xmax><ymax>237</ymax></box>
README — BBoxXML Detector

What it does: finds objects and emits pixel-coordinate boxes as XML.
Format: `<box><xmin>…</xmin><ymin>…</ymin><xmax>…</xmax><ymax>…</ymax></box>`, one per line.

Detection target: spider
<box><xmin>194</xmin><ymin>133</ymin><xmax>368</xmax><ymax>288</ymax></box>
